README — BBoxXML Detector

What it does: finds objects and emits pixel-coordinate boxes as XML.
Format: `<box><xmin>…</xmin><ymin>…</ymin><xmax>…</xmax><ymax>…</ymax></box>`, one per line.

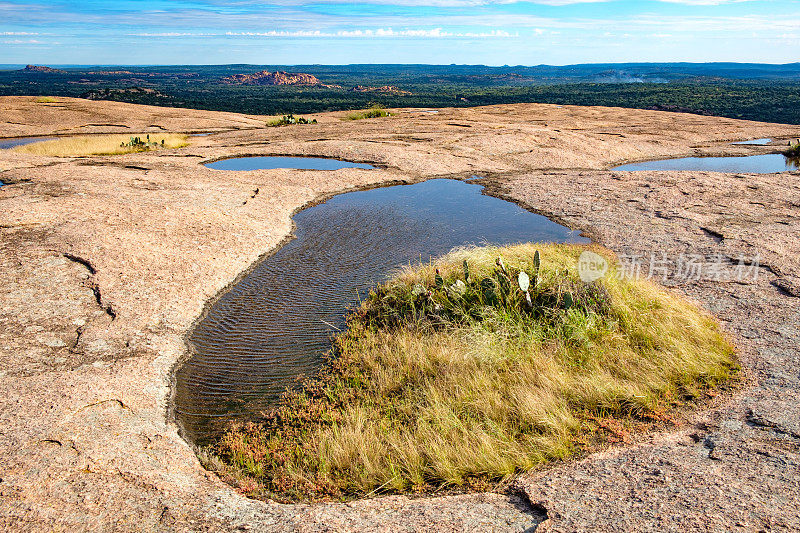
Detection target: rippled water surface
<box><xmin>613</xmin><ymin>153</ymin><xmax>798</xmax><ymax>173</ymax></box>
<box><xmin>175</xmin><ymin>179</ymin><xmax>588</xmax><ymax>444</ymax></box>
<box><xmin>205</xmin><ymin>156</ymin><xmax>375</xmax><ymax>171</ymax></box>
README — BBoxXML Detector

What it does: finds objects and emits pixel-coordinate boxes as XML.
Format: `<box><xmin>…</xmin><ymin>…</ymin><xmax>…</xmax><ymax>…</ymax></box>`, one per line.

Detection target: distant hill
<box><xmin>20</xmin><ymin>65</ymin><xmax>66</xmax><ymax>74</ymax></box>
<box><xmin>221</xmin><ymin>70</ymin><xmax>322</xmax><ymax>86</ymax></box>
<box><xmin>7</xmin><ymin>62</ymin><xmax>800</xmax><ymax>82</ymax></box>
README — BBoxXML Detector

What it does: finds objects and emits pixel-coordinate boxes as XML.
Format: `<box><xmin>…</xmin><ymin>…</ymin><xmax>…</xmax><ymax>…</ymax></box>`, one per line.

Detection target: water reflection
<box><xmin>613</xmin><ymin>154</ymin><xmax>797</xmax><ymax>173</ymax></box>
<box><xmin>0</xmin><ymin>136</ymin><xmax>54</xmax><ymax>150</ymax></box>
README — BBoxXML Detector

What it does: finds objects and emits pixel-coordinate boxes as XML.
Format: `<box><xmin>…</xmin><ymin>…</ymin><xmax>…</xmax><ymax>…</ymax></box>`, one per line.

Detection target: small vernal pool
<box><xmin>205</xmin><ymin>156</ymin><xmax>375</xmax><ymax>171</ymax></box>
<box><xmin>175</xmin><ymin>178</ymin><xmax>588</xmax><ymax>444</ymax></box>
<box><xmin>732</xmin><ymin>138</ymin><xmax>771</xmax><ymax>145</ymax></box>
<box><xmin>0</xmin><ymin>136</ymin><xmax>54</xmax><ymax>150</ymax></box>
<box><xmin>613</xmin><ymin>153</ymin><xmax>798</xmax><ymax>173</ymax></box>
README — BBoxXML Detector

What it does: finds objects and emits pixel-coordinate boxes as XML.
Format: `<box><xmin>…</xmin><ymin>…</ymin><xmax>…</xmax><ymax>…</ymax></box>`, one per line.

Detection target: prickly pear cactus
<box><xmin>480</xmin><ymin>278</ymin><xmax>497</xmax><ymax>305</ymax></box>
<box><xmin>517</xmin><ymin>271</ymin><xmax>530</xmax><ymax>292</ymax></box>
<box><xmin>563</xmin><ymin>292</ymin><xmax>574</xmax><ymax>310</ymax></box>
<box><xmin>531</xmin><ymin>250</ymin><xmax>541</xmax><ymax>289</ymax></box>
<box><xmin>447</xmin><ymin>279</ymin><xmax>467</xmax><ymax>298</ymax></box>
<box><xmin>518</xmin><ymin>271</ymin><xmax>533</xmax><ymax>308</ymax></box>
<box><xmin>435</xmin><ymin>269</ymin><xmax>444</xmax><ymax>290</ymax></box>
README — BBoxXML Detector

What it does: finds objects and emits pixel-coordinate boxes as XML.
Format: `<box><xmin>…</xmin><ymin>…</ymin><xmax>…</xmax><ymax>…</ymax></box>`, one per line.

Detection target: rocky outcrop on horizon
<box><xmin>20</xmin><ymin>65</ymin><xmax>66</xmax><ymax>74</ymax></box>
<box><xmin>221</xmin><ymin>70</ymin><xmax>323</xmax><ymax>86</ymax></box>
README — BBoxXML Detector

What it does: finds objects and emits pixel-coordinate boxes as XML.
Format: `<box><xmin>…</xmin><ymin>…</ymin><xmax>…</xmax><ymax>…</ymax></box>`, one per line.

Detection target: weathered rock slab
<box><xmin>2</xmin><ymin>96</ymin><xmax>800</xmax><ymax>530</ymax></box>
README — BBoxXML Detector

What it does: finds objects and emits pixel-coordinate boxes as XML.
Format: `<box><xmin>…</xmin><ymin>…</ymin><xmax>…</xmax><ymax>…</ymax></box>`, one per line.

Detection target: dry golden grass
<box><xmin>12</xmin><ymin>133</ymin><xmax>189</xmax><ymax>157</ymax></box>
<box><xmin>212</xmin><ymin>243</ymin><xmax>738</xmax><ymax>502</ymax></box>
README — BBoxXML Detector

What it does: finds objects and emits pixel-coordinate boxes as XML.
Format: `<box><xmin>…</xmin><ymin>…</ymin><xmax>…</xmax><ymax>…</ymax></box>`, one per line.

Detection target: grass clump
<box><xmin>12</xmin><ymin>133</ymin><xmax>188</xmax><ymax>157</ymax></box>
<box><xmin>212</xmin><ymin>243</ymin><xmax>738</xmax><ymax>502</ymax></box>
<box><xmin>345</xmin><ymin>105</ymin><xmax>392</xmax><ymax>121</ymax></box>
<box><xmin>267</xmin><ymin>114</ymin><xmax>317</xmax><ymax>127</ymax></box>
<box><xmin>35</xmin><ymin>96</ymin><xmax>59</xmax><ymax>103</ymax></box>
<box><xmin>785</xmin><ymin>140</ymin><xmax>800</xmax><ymax>158</ymax></box>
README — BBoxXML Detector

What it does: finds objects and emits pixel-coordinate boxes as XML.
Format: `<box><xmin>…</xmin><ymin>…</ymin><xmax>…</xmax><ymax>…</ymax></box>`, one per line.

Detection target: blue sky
<box><xmin>1</xmin><ymin>0</ymin><xmax>798</xmax><ymax>65</ymax></box>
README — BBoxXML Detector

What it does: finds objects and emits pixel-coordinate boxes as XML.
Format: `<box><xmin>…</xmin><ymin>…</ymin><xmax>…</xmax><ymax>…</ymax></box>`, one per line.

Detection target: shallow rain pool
<box><xmin>612</xmin><ymin>153</ymin><xmax>798</xmax><ymax>173</ymax></box>
<box><xmin>175</xmin><ymin>178</ymin><xmax>588</xmax><ymax>444</ymax></box>
<box><xmin>732</xmin><ymin>138</ymin><xmax>771</xmax><ymax>145</ymax></box>
<box><xmin>0</xmin><ymin>136</ymin><xmax>54</xmax><ymax>150</ymax></box>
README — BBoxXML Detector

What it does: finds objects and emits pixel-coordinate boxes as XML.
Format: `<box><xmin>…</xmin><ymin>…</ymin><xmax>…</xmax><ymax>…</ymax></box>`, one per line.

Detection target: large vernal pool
<box><xmin>204</xmin><ymin>156</ymin><xmax>375</xmax><ymax>171</ymax></box>
<box><xmin>612</xmin><ymin>153</ymin><xmax>798</xmax><ymax>173</ymax></box>
<box><xmin>175</xmin><ymin>178</ymin><xmax>588</xmax><ymax>444</ymax></box>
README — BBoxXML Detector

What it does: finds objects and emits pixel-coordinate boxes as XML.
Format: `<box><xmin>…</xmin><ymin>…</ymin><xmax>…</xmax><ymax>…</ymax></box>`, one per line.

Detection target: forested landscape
<box><xmin>1</xmin><ymin>63</ymin><xmax>799</xmax><ymax>124</ymax></box>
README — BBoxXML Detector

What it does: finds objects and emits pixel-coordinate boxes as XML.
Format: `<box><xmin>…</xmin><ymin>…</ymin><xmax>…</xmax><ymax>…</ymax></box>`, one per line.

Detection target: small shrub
<box><xmin>267</xmin><ymin>114</ymin><xmax>317</xmax><ymax>127</ymax></box>
<box><xmin>345</xmin><ymin>105</ymin><xmax>392</xmax><ymax>121</ymax></box>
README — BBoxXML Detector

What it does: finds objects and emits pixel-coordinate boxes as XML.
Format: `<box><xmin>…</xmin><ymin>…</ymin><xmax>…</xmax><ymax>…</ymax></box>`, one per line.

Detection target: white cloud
<box><xmin>629</xmin><ymin>13</ymin><xmax>800</xmax><ymax>32</ymax></box>
<box><xmin>656</xmin><ymin>0</ymin><xmax>753</xmax><ymax>4</ymax></box>
<box><xmin>136</xmin><ymin>32</ymin><xmax>216</xmax><ymax>36</ymax></box>
<box><xmin>138</xmin><ymin>28</ymin><xmax>518</xmax><ymax>38</ymax></box>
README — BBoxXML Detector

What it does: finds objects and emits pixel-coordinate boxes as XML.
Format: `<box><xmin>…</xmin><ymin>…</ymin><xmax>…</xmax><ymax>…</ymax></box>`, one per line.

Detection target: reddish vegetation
<box><xmin>222</xmin><ymin>70</ymin><xmax>323</xmax><ymax>86</ymax></box>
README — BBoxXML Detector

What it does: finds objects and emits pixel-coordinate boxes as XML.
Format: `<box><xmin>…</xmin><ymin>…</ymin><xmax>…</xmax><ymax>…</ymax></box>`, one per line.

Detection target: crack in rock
<box><xmin>63</xmin><ymin>252</ymin><xmax>96</xmax><ymax>275</ymax></box>
<box><xmin>700</xmin><ymin>226</ymin><xmax>724</xmax><ymax>243</ymax></box>
<box><xmin>746</xmin><ymin>409</ymin><xmax>800</xmax><ymax>440</ymax></box>
<box><xmin>771</xmin><ymin>277</ymin><xmax>800</xmax><ymax>298</ymax></box>
<box><xmin>63</xmin><ymin>252</ymin><xmax>116</xmax><ymax>320</ymax></box>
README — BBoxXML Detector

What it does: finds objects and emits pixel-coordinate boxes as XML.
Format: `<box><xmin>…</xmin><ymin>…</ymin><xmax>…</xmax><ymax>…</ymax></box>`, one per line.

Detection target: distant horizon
<box><xmin>2</xmin><ymin>0</ymin><xmax>798</xmax><ymax>65</ymax></box>
<box><xmin>3</xmin><ymin>61</ymin><xmax>800</xmax><ymax>69</ymax></box>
